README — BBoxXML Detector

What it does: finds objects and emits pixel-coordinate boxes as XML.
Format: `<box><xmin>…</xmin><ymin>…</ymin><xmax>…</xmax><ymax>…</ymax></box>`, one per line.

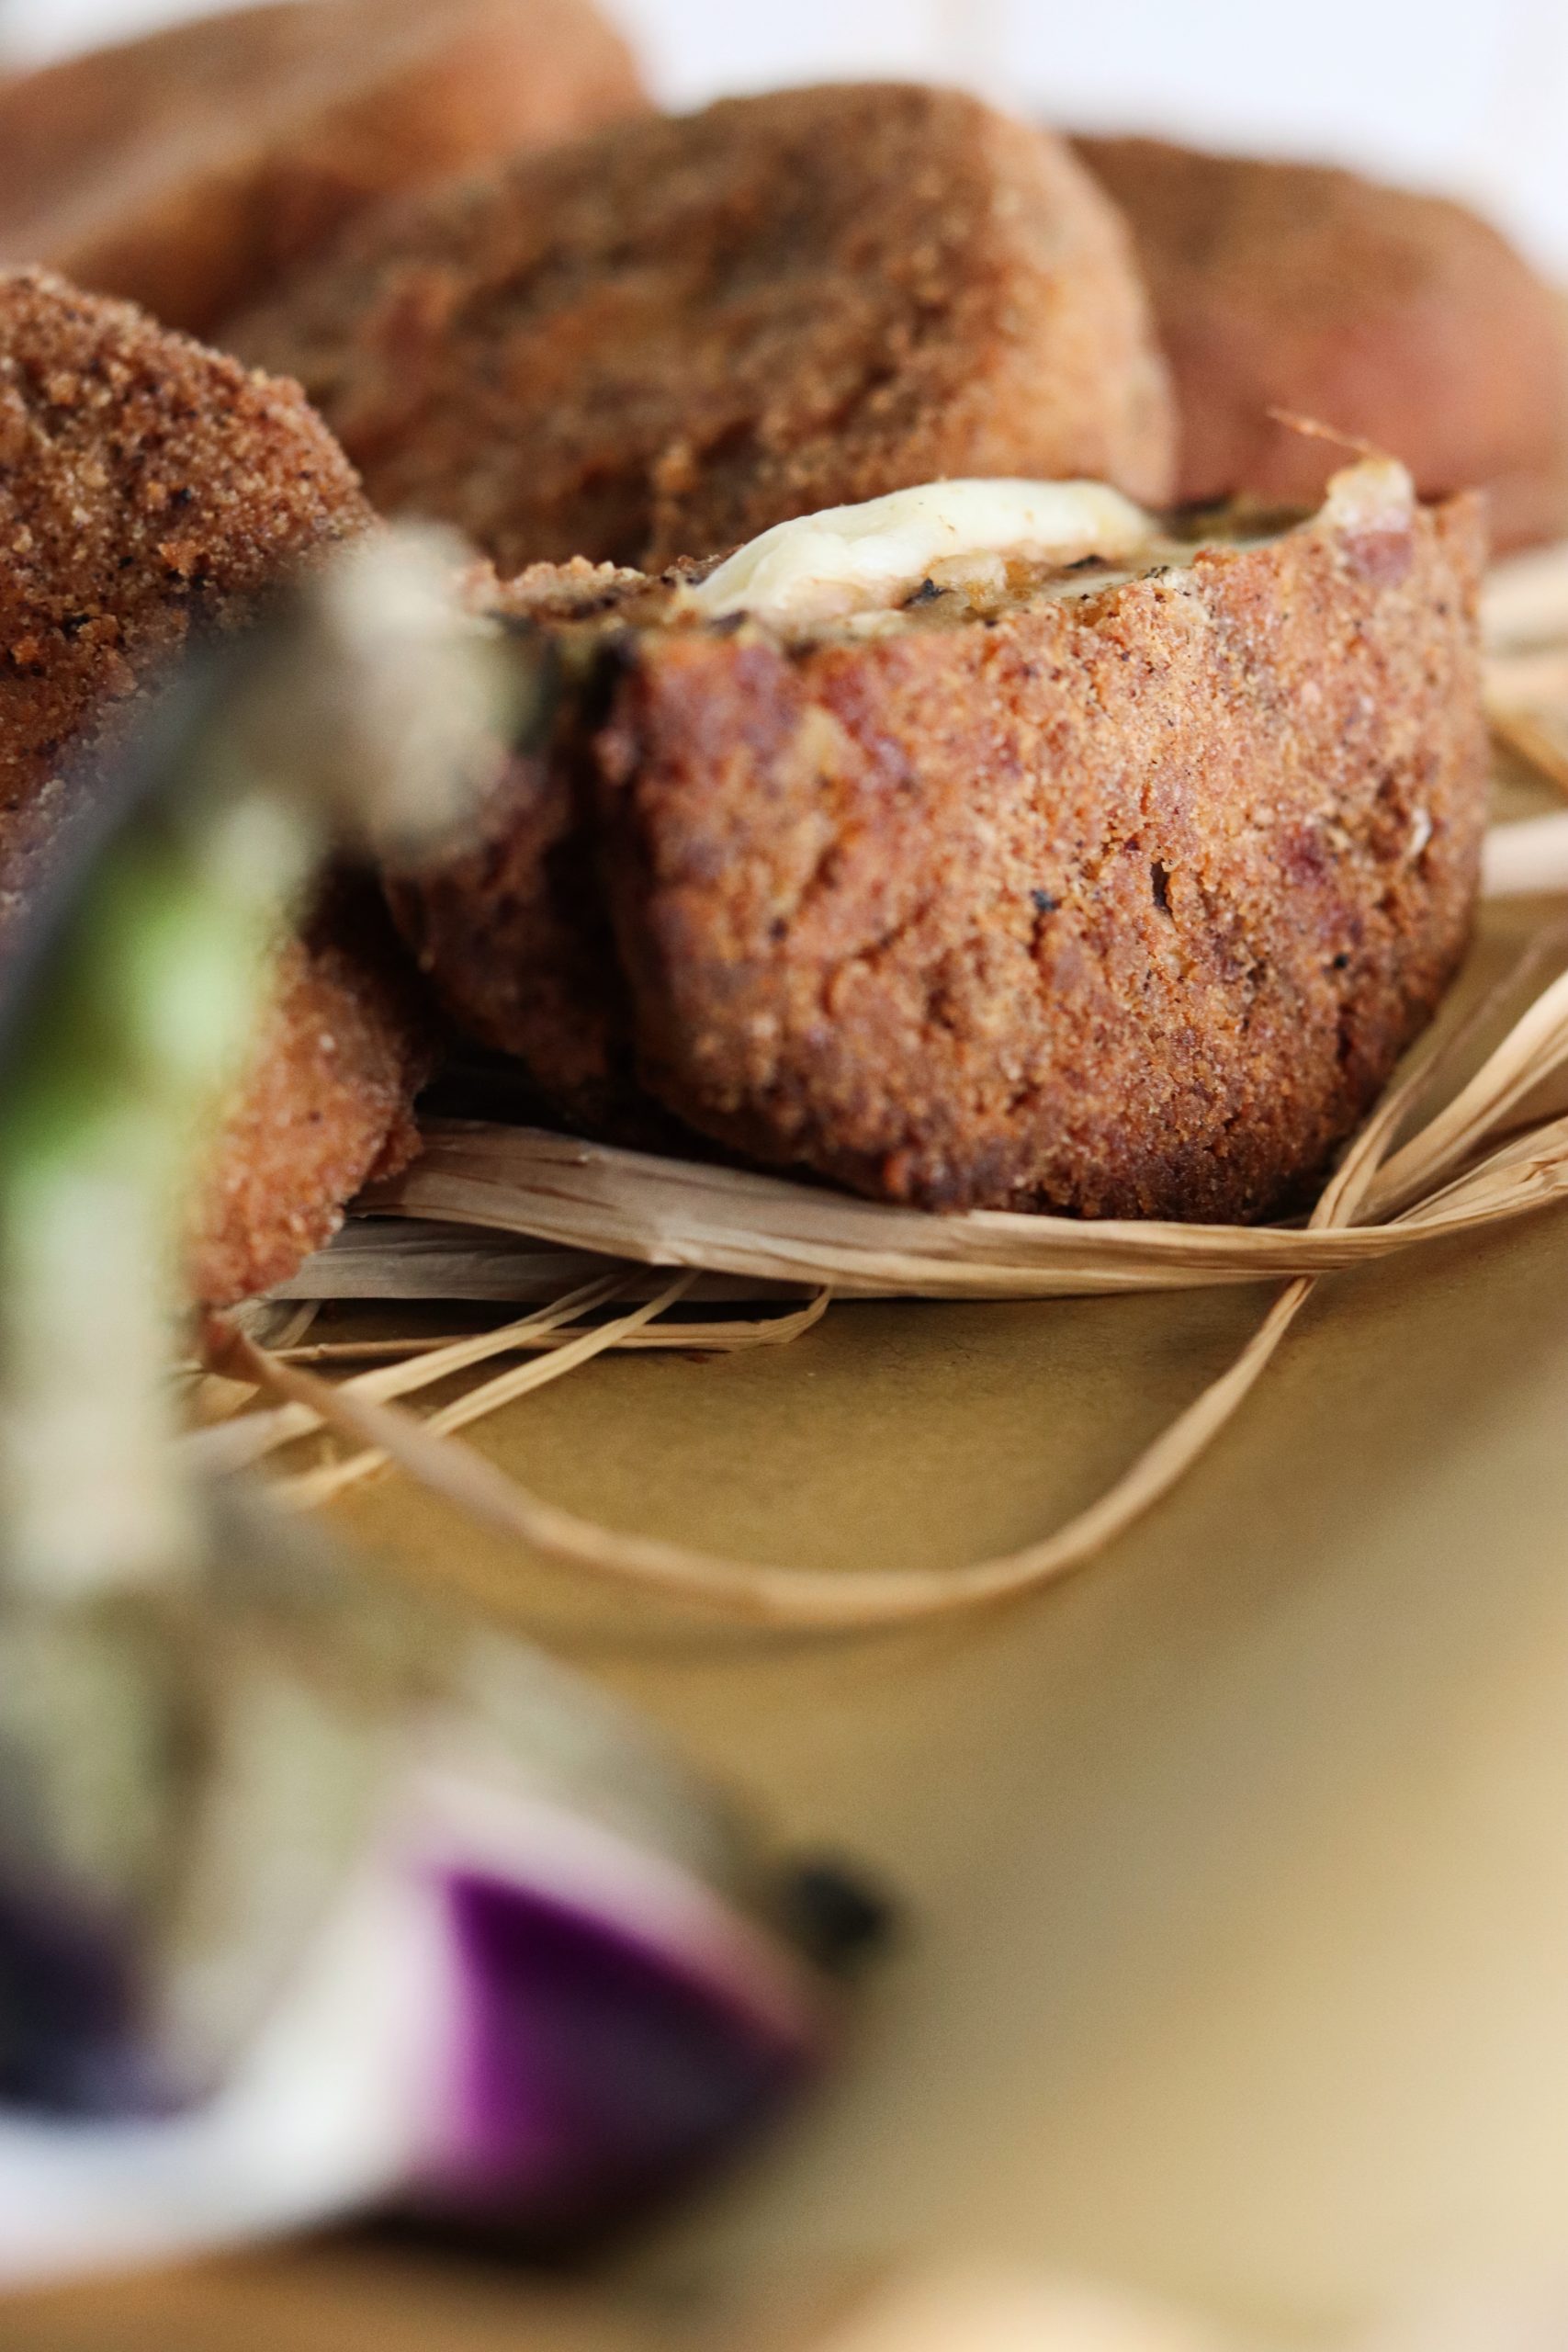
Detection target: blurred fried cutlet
<box><xmin>189</xmin><ymin>884</ymin><xmax>432</xmax><ymax>1306</ymax></box>
<box><xmin>229</xmin><ymin>83</ymin><xmax>1177</xmax><ymax>571</ymax></box>
<box><xmin>0</xmin><ymin>266</ymin><xmax>371</xmax><ymax>923</ymax></box>
<box><xmin>0</xmin><ymin>0</ymin><xmax>646</xmax><ymax>336</ymax></box>
<box><xmin>1076</xmin><ymin>136</ymin><xmax>1568</xmax><ymax>554</ymax></box>
<box><xmin>388</xmin><ymin>463</ymin><xmax>1487</xmax><ymax>1225</ymax></box>
<box><xmin>0</xmin><ymin>267</ymin><xmax>431</xmax><ymax>1302</ymax></box>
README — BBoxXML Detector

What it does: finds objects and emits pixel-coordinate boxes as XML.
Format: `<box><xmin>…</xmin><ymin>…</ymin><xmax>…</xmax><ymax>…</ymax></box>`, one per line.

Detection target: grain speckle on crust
<box><xmin>231</xmin><ymin>83</ymin><xmax>1177</xmax><ymax>571</ymax></box>
<box><xmin>1077</xmin><ymin>135</ymin><xmax>1568</xmax><ymax>554</ymax></box>
<box><xmin>0</xmin><ymin>266</ymin><xmax>373</xmax><ymax>923</ymax></box>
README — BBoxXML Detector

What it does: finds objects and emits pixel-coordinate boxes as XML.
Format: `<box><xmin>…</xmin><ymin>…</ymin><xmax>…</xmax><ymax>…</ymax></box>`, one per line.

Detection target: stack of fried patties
<box><xmin>0</xmin><ymin>0</ymin><xmax>646</xmax><ymax>334</ymax></box>
<box><xmin>0</xmin><ymin>0</ymin><xmax>648</xmax><ymax>1305</ymax></box>
<box><xmin>226</xmin><ymin>73</ymin><xmax>1517</xmax><ymax>1224</ymax></box>
<box><xmin>4</xmin><ymin>15</ymin><xmax>1558</xmax><ymax>1283</ymax></box>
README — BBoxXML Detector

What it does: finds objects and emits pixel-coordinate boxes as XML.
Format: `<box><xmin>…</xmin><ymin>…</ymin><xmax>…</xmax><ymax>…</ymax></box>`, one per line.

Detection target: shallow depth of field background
<box><xmin>3</xmin><ymin>0</ymin><xmax>1566</xmax><ymax>276</ymax></box>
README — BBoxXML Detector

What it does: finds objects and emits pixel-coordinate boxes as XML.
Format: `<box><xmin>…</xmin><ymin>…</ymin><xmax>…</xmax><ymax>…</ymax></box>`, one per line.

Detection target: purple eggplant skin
<box><xmin>0</xmin><ymin>1510</ymin><xmax>404</xmax><ymax>2126</ymax></box>
<box><xmin>0</xmin><ymin>1875</ymin><xmax>154</xmax><ymax>2118</ymax></box>
<box><xmin>0</xmin><ymin>542</ymin><xmax>849</xmax><ymax>2259</ymax></box>
<box><xmin>0</xmin><ymin>1597</ymin><xmax>203</xmax><ymax>2121</ymax></box>
<box><xmin>0</xmin><ymin>1494</ymin><xmax>834</xmax><ymax>2250</ymax></box>
<box><xmin>422</xmin><ymin>1869</ymin><xmax>818</xmax><ymax>2241</ymax></box>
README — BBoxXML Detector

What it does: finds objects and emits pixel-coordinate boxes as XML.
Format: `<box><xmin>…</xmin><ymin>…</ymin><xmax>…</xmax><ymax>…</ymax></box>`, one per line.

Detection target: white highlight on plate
<box><xmin>0</xmin><ymin>1853</ymin><xmax>439</xmax><ymax>2289</ymax></box>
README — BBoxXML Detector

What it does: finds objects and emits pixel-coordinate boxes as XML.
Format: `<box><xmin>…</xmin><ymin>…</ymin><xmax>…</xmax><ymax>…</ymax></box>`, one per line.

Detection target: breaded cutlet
<box><xmin>388</xmin><ymin>464</ymin><xmax>1487</xmax><ymax>1224</ymax></box>
<box><xmin>0</xmin><ymin>267</ymin><xmax>431</xmax><ymax>1302</ymax></box>
<box><xmin>0</xmin><ymin>0</ymin><xmax>646</xmax><ymax>337</ymax></box>
<box><xmin>189</xmin><ymin>883</ymin><xmax>433</xmax><ymax>1306</ymax></box>
<box><xmin>229</xmin><ymin>84</ymin><xmax>1177</xmax><ymax>571</ymax></box>
<box><xmin>0</xmin><ymin>266</ymin><xmax>370</xmax><ymax>929</ymax></box>
<box><xmin>1077</xmin><ymin>136</ymin><xmax>1568</xmax><ymax>555</ymax></box>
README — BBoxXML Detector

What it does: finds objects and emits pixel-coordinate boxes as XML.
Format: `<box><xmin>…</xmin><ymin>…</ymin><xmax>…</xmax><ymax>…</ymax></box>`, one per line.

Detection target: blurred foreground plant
<box><xmin>0</xmin><ymin>543</ymin><xmax>838</xmax><ymax>2285</ymax></box>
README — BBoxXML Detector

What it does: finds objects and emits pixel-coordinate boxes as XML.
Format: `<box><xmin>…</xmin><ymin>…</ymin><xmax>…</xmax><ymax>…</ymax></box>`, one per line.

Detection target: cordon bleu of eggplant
<box><xmin>387</xmin><ymin>461</ymin><xmax>1488</xmax><ymax>1225</ymax></box>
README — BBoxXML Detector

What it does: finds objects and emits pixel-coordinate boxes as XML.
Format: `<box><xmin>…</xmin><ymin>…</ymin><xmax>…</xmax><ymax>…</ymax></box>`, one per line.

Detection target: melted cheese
<box><xmin>686</xmin><ymin>479</ymin><xmax>1162</xmax><ymax>628</ymax></box>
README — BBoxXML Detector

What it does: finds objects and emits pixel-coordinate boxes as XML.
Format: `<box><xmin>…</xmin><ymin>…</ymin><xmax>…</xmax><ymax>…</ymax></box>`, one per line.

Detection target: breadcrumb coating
<box><xmin>0</xmin><ymin>268</ymin><xmax>429</xmax><ymax>1301</ymax></box>
<box><xmin>1077</xmin><ymin>136</ymin><xmax>1568</xmax><ymax>554</ymax></box>
<box><xmin>0</xmin><ymin>266</ymin><xmax>372</xmax><ymax>927</ymax></box>
<box><xmin>0</xmin><ymin>0</ymin><xmax>646</xmax><ymax>335</ymax></box>
<box><xmin>189</xmin><ymin>888</ymin><xmax>433</xmax><ymax>1306</ymax></box>
<box><xmin>230</xmin><ymin>83</ymin><xmax>1177</xmax><ymax>571</ymax></box>
<box><xmin>389</xmin><ymin>469</ymin><xmax>1488</xmax><ymax>1223</ymax></box>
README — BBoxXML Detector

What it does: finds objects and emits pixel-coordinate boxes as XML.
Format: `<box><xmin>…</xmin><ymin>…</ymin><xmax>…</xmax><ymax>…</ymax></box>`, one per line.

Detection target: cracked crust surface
<box><xmin>391</xmin><ymin>473</ymin><xmax>1488</xmax><ymax>1223</ymax></box>
<box><xmin>230</xmin><ymin>83</ymin><xmax>1177</xmax><ymax>571</ymax></box>
<box><xmin>0</xmin><ymin>0</ymin><xmax>647</xmax><ymax>335</ymax></box>
<box><xmin>1077</xmin><ymin>136</ymin><xmax>1568</xmax><ymax>555</ymax></box>
<box><xmin>0</xmin><ymin>268</ymin><xmax>430</xmax><ymax>1300</ymax></box>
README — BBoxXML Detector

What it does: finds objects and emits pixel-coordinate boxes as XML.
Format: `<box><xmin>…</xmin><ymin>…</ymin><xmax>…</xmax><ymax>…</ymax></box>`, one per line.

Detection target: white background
<box><xmin>3</xmin><ymin>0</ymin><xmax>1566</xmax><ymax>272</ymax></box>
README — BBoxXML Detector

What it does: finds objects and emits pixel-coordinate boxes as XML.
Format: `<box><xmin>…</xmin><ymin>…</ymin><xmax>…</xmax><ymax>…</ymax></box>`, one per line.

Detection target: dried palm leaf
<box><xmin>223</xmin><ymin>1008</ymin><xmax>1422</xmax><ymax>1627</ymax></box>
<box><xmin>272</xmin><ymin>1216</ymin><xmax>805</xmax><ymax>1305</ymax></box>
<box><xmin>273</xmin><ymin>1272</ymin><xmax>697</xmax><ymax>1509</ymax></box>
<box><xmin>230</xmin><ymin>895</ymin><xmax>1568</xmax><ymax>1622</ymax></box>
<box><xmin>278</xmin><ymin>1293</ymin><xmax>829</xmax><ymax>1363</ymax></box>
<box><xmin>1483</xmin><ymin>811</ymin><xmax>1568</xmax><ymax>895</ymax></box>
<box><xmin>187</xmin><ymin>1272</ymin><xmax>626</xmax><ymax>1475</ymax></box>
<box><xmin>1487</xmin><ymin>705</ymin><xmax>1568</xmax><ymax>797</ymax></box>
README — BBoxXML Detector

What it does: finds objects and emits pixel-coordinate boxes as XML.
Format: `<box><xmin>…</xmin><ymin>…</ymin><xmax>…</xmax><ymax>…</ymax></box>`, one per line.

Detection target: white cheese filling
<box><xmin>686</xmin><ymin>478</ymin><xmax>1163</xmax><ymax>627</ymax></box>
<box><xmin>1319</xmin><ymin>454</ymin><xmax>1416</xmax><ymax>531</ymax></box>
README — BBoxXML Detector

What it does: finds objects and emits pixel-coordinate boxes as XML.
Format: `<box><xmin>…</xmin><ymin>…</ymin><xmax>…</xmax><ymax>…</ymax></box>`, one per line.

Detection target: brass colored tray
<box><xmin>290</xmin><ymin>1176</ymin><xmax>1568</xmax><ymax>2340</ymax></box>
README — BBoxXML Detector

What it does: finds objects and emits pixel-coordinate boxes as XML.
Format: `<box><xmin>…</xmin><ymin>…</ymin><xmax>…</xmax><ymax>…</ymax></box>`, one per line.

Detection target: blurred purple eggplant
<box><xmin>0</xmin><ymin>538</ymin><xmax>846</xmax><ymax>2287</ymax></box>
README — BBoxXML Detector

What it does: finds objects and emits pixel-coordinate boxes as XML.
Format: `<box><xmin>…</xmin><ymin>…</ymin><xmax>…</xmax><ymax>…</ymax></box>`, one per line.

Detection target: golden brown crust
<box><xmin>1077</xmin><ymin>135</ymin><xmax>1568</xmax><ymax>555</ymax></box>
<box><xmin>189</xmin><ymin>886</ymin><xmax>435</xmax><ymax>1306</ymax></box>
<box><xmin>0</xmin><ymin>266</ymin><xmax>374</xmax><ymax>935</ymax></box>
<box><xmin>0</xmin><ymin>0</ymin><xmax>647</xmax><ymax>335</ymax></box>
<box><xmin>231</xmin><ymin>84</ymin><xmax>1177</xmax><ymax>571</ymax></box>
<box><xmin>391</xmin><ymin>478</ymin><xmax>1489</xmax><ymax>1223</ymax></box>
<box><xmin>0</xmin><ymin>269</ymin><xmax>430</xmax><ymax>1300</ymax></box>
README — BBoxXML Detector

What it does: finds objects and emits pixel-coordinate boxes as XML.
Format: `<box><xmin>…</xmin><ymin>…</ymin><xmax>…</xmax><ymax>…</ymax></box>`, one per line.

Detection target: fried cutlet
<box><xmin>387</xmin><ymin>463</ymin><xmax>1487</xmax><ymax>1224</ymax></box>
<box><xmin>189</xmin><ymin>884</ymin><xmax>432</xmax><ymax>1306</ymax></box>
<box><xmin>0</xmin><ymin>266</ymin><xmax>372</xmax><ymax>925</ymax></box>
<box><xmin>0</xmin><ymin>267</ymin><xmax>430</xmax><ymax>1302</ymax></box>
<box><xmin>229</xmin><ymin>84</ymin><xmax>1177</xmax><ymax>572</ymax></box>
<box><xmin>0</xmin><ymin>0</ymin><xmax>646</xmax><ymax>337</ymax></box>
<box><xmin>1076</xmin><ymin>136</ymin><xmax>1568</xmax><ymax>554</ymax></box>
